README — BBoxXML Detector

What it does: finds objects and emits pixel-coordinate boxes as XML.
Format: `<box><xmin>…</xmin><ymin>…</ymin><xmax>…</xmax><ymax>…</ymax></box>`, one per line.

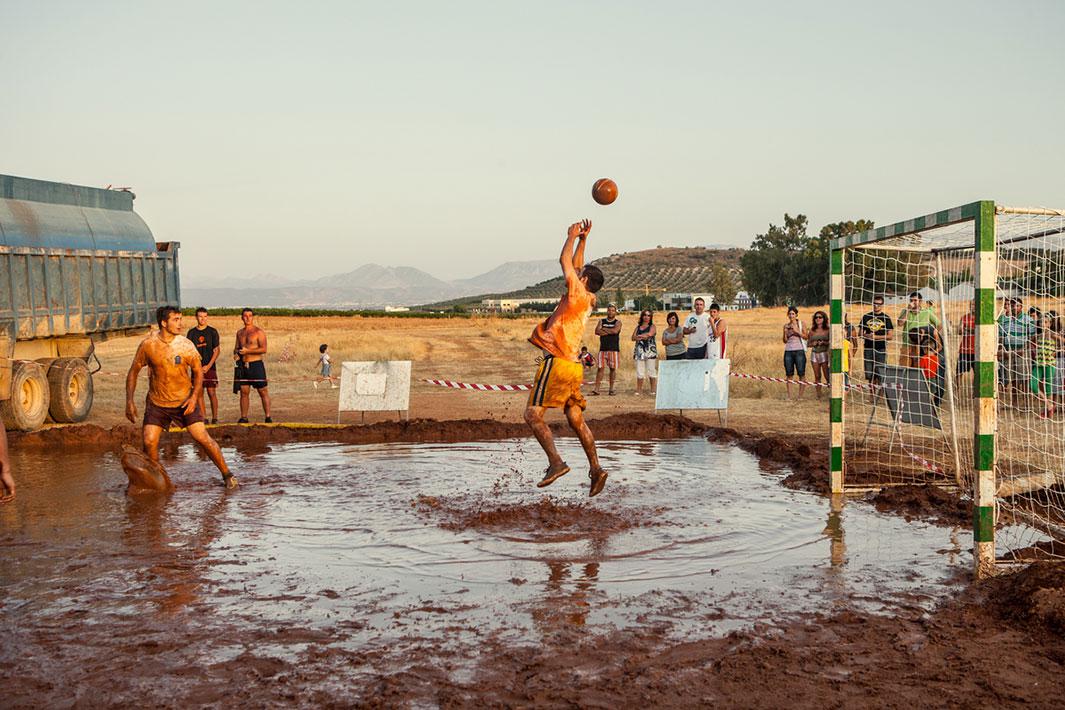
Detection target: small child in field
<box><xmin>314</xmin><ymin>343</ymin><xmax>338</xmax><ymax>389</ymax></box>
<box><xmin>579</xmin><ymin>346</ymin><xmax>595</xmax><ymax>369</ymax></box>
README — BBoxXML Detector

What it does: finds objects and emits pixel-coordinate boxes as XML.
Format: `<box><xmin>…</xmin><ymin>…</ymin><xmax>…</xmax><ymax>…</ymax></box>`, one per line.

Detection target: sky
<box><xmin>3</xmin><ymin>1</ymin><xmax>1064</xmax><ymax>283</ymax></box>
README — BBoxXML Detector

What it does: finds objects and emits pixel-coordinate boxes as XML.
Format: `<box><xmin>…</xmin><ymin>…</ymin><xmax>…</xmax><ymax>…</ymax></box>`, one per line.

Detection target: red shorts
<box><xmin>143</xmin><ymin>398</ymin><xmax>204</xmax><ymax>430</ymax></box>
<box><xmin>597</xmin><ymin>350</ymin><xmax>619</xmax><ymax>369</ymax></box>
<box><xmin>203</xmin><ymin>366</ymin><xmax>219</xmax><ymax>388</ymax></box>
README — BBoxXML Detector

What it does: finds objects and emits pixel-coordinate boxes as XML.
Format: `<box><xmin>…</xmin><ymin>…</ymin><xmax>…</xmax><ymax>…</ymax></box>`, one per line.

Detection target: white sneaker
<box><xmin>331</xmin><ymin>383</ymin><xmax>339</xmax><ymax>389</ymax></box>
<box><xmin>313</xmin><ymin>381</ymin><xmax>319</xmax><ymax>390</ymax></box>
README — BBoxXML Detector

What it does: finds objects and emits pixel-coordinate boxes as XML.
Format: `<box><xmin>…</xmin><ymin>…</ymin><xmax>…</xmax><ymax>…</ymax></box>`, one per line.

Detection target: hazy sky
<box><xmin>3</xmin><ymin>1</ymin><xmax>1064</xmax><ymax>282</ymax></box>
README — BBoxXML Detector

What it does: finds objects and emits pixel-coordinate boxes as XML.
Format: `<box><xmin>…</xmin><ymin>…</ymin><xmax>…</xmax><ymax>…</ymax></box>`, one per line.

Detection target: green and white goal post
<box><xmin>829</xmin><ymin>201</ymin><xmax>1065</xmax><ymax>577</ymax></box>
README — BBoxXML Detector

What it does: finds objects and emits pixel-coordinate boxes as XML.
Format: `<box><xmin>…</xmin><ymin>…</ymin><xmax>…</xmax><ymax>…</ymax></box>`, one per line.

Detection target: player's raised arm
<box><xmin>560</xmin><ymin>220</ymin><xmax>588</xmax><ymax>286</ymax></box>
<box><xmin>571</xmin><ymin>219</ymin><xmax>591</xmax><ymax>271</ymax></box>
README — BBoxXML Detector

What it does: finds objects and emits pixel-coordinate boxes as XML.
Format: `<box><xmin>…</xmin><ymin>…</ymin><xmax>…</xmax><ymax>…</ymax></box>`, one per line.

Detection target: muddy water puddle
<box><xmin>2</xmin><ymin>438</ymin><xmax>969</xmax><ymax>700</ymax></box>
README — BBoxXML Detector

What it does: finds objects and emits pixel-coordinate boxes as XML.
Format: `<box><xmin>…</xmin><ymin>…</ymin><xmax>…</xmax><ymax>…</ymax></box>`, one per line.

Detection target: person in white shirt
<box><xmin>314</xmin><ymin>343</ymin><xmax>338</xmax><ymax>389</ymax></box>
<box><xmin>682</xmin><ymin>297</ymin><xmax>713</xmax><ymax>359</ymax></box>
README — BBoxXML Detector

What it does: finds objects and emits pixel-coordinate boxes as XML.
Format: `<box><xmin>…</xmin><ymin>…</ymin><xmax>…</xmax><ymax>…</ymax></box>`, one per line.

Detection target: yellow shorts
<box><xmin>528</xmin><ymin>357</ymin><xmax>586</xmax><ymax>410</ymax></box>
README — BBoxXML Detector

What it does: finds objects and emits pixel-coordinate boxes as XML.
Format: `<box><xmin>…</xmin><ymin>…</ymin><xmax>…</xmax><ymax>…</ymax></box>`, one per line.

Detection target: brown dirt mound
<box><xmin>10</xmin><ymin>413</ymin><xmax>706</xmax><ymax>453</ymax></box>
<box><xmin>414</xmin><ymin>494</ymin><xmax>667</xmax><ymax>541</ymax></box>
<box><xmin>872</xmin><ymin>485</ymin><xmax>972</xmax><ymax>526</ymax></box>
<box><xmin>987</xmin><ymin>562</ymin><xmax>1065</xmax><ymax>635</ymax></box>
<box><xmin>1001</xmin><ymin>540</ymin><xmax>1065</xmax><ymax>562</ymax></box>
<box><xmin>703</xmin><ymin>427</ymin><xmax>830</xmax><ymax>494</ymax></box>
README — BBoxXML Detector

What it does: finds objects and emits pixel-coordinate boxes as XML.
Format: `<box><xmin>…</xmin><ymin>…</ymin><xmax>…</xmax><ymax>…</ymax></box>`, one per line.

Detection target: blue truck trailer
<box><xmin>0</xmin><ymin>174</ymin><xmax>180</xmax><ymax>430</ymax></box>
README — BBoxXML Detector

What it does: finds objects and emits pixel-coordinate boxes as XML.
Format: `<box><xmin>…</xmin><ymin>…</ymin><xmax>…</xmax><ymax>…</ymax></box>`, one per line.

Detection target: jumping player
<box><xmin>525</xmin><ymin>220</ymin><xmax>609</xmax><ymax>497</ymax></box>
<box><xmin>126</xmin><ymin>306</ymin><xmax>237</xmax><ymax>489</ymax></box>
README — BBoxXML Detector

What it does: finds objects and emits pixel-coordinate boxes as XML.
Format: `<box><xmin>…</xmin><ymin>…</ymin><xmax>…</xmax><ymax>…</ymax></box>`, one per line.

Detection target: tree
<box><xmin>740</xmin><ymin>213</ymin><xmax>810</xmax><ymax>307</ymax></box>
<box><xmin>707</xmin><ymin>264</ymin><xmax>737</xmax><ymax>306</ymax></box>
<box><xmin>740</xmin><ymin>215</ymin><xmax>874</xmax><ymax>307</ymax></box>
<box><xmin>633</xmin><ymin>295</ymin><xmax>663</xmax><ymax>312</ymax></box>
<box><xmin>614</xmin><ymin>287</ymin><xmax>625</xmax><ymax>307</ymax></box>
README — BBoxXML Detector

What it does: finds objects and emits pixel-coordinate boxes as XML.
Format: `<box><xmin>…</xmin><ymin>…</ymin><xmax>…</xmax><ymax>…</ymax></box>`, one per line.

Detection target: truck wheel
<box><xmin>48</xmin><ymin>358</ymin><xmax>94</xmax><ymax>423</ymax></box>
<box><xmin>0</xmin><ymin>361</ymin><xmax>51</xmax><ymax>431</ymax></box>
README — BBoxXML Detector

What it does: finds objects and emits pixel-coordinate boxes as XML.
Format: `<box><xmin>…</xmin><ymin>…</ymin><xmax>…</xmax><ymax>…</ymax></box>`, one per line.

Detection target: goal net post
<box><xmin>829</xmin><ymin>201</ymin><xmax>1065</xmax><ymax>576</ymax></box>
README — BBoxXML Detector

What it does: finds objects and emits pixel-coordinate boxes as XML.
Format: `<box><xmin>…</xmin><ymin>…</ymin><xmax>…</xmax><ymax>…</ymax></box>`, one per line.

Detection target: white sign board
<box><xmin>654</xmin><ymin>358</ymin><xmax>730</xmax><ymax>410</ymax></box>
<box><xmin>338</xmin><ymin>361</ymin><xmax>411</xmax><ymax>412</ymax></box>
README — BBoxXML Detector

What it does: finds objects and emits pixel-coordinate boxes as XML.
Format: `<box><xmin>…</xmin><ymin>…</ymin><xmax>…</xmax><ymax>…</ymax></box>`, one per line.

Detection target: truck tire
<box><xmin>47</xmin><ymin>358</ymin><xmax>93</xmax><ymax>423</ymax></box>
<box><xmin>0</xmin><ymin>361</ymin><xmax>50</xmax><ymax>431</ymax></box>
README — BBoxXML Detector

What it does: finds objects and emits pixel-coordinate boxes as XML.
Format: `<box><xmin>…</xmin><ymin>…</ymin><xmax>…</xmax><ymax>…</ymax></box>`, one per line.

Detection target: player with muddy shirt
<box><xmin>233</xmin><ymin>307</ymin><xmax>273</xmax><ymax>424</ymax></box>
<box><xmin>126</xmin><ymin>306</ymin><xmax>236</xmax><ymax>488</ymax></box>
<box><xmin>526</xmin><ymin>219</ymin><xmax>609</xmax><ymax>497</ymax></box>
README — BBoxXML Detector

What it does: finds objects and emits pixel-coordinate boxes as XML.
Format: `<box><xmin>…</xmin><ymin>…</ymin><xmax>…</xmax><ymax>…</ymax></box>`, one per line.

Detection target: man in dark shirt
<box><xmin>860</xmin><ymin>295</ymin><xmax>895</xmax><ymax>385</ymax></box>
<box><xmin>591</xmin><ymin>303</ymin><xmax>622</xmax><ymax>396</ymax></box>
<box><xmin>187</xmin><ymin>307</ymin><xmax>221</xmax><ymax>424</ymax></box>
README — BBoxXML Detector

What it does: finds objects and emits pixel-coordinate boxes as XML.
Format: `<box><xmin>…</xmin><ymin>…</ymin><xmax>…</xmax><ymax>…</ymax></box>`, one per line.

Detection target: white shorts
<box><xmin>635</xmin><ymin>358</ymin><xmax>657</xmax><ymax>379</ymax></box>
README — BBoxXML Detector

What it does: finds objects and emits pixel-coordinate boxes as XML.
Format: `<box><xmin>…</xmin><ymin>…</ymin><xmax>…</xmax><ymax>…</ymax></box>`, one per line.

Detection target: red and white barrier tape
<box><xmin>422</xmin><ymin>372</ymin><xmax>869</xmax><ymax>392</ymax></box>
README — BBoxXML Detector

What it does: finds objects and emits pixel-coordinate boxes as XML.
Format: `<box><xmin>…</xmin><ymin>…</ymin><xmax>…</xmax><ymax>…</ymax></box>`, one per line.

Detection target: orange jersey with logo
<box><xmin>528</xmin><ymin>278</ymin><xmax>595</xmax><ymax>360</ymax></box>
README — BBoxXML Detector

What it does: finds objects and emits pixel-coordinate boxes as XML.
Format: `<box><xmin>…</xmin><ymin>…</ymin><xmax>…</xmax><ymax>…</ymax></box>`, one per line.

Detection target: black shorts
<box><xmin>143</xmin><ymin>398</ymin><xmax>204</xmax><ymax>430</ymax></box>
<box><xmin>203</xmin><ymin>365</ymin><xmax>219</xmax><ymax>388</ymax></box>
<box><xmin>234</xmin><ymin>360</ymin><xmax>268</xmax><ymax>392</ymax></box>
<box><xmin>685</xmin><ymin>345</ymin><xmax>708</xmax><ymax>359</ymax></box>
<box><xmin>863</xmin><ymin>348</ymin><xmax>887</xmax><ymax>382</ymax></box>
<box><xmin>956</xmin><ymin>351</ymin><xmax>975</xmax><ymax>374</ymax></box>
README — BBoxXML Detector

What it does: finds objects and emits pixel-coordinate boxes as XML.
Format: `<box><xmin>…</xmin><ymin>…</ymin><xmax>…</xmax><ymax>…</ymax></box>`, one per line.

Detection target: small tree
<box><xmin>614</xmin><ymin>287</ymin><xmax>625</xmax><ymax>308</ymax></box>
<box><xmin>634</xmin><ymin>295</ymin><xmax>663</xmax><ymax>312</ymax></box>
<box><xmin>707</xmin><ymin>264</ymin><xmax>737</xmax><ymax>306</ymax></box>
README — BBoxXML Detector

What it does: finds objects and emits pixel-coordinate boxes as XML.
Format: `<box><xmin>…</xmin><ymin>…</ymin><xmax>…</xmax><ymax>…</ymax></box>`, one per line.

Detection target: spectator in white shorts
<box><xmin>592</xmin><ymin>303</ymin><xmax>622</xmax><ymax>396</ymax></box>
<box><xmin>631</xmin><ymin>309</ymin><xmax>658</xmax><ymax>396</ymax></box>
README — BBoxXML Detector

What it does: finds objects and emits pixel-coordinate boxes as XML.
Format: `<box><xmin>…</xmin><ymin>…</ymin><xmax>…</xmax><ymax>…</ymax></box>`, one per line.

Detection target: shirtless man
<box><xmin>525</xmin><ymin>219</ymin><xmax>609</xmax><ymax>497</ymax></box>
<box><xmin>0</xmin><ymin>419</ymin><xmax>14</xmax><ymax>502</ymax></box>
<box><xmin>125</xmin><ymin>306</ymin><xmax>237</xmax><ymax>489</ymax></box>
<box><xmin>233</xmin><ymin>307</ymin><xmax>272</xmax><ymax>424</ymax></box>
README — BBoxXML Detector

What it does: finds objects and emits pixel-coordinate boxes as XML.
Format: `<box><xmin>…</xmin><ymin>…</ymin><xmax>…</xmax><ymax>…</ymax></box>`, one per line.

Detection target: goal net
<box><xmin>830</xmin><ymin>202</ymin><xmax>1065</xmax><ymax>572</ymax></box>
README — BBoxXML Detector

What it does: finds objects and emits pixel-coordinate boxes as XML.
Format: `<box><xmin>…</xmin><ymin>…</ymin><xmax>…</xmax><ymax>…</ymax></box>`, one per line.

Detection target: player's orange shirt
<box><xmin>528</xmin><ymin>277</ymin><xmax>595</xmax><ymax>361</ymax></box>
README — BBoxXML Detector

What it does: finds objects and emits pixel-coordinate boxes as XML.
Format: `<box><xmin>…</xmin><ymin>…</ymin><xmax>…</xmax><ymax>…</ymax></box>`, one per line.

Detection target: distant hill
<box><xmin>422</xmin><ymin>246</ymin><xmax>746</xmax><ymax>308</ymax></box>
<box><xmin>182</xmin><ymin>259</ymin><xmax>562</xmax><ymax>309</ymax></box>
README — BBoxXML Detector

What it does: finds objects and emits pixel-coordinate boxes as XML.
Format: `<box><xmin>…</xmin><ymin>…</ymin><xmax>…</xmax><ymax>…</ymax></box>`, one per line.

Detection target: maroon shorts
<box><xmin>143</xmin><ymin>399</ymin><xmax>204</xmax><ymax>430</ymax></box>
<box><xmin>203</xmin><ymin>366</ymin><xmax>219</xmax><ymax>388</ymax></box>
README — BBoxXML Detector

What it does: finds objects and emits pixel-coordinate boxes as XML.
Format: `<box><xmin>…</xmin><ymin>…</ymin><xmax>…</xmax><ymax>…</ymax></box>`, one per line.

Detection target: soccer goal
<box><xmin>828</xmin><ymin>201</ymin><xmax>1065</xmax><ymax>576</ymax></box>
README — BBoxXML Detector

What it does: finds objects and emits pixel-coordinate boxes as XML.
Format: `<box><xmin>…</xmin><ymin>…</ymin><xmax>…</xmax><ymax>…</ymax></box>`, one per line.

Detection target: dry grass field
<box><xmin>89</xmin><ymin>306</ymin><xmax>832</xmax><ymax>435</ymax></box>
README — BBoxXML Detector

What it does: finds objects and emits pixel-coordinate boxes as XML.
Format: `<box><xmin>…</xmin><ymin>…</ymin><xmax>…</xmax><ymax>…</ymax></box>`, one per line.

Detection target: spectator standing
<box><xmin>233</xmin><ymin>307</ymin><xmax>273</xmax><ymax>423</ymax></box>
<box><xmin>708</xmin><ymin>302</ymin><xmax>727</xmax><ymax>359</ymax></box>
<box><xmin>956</xmin><ymin>300</ymin><xmax>976</xmax><ymax>383</ymax></box>
<box><xmin>592</xmin><ymin>303</ymin><xmax>622</xmax><ymax>396</ymax></box>
<box><xmin>631</xmin><ymin>310</ymin><xmax>658</xmax><ymax>396</ymax></box>
<box><xmin>683</xmin><ymin>297</ymin><xmax>712</xmax><ymax>359</ymax></box>
<box><xmin>807</xmin><ymin>311</ymin><xmax>831</xmax><ymax>399</ymax></box>
<box><xmin>314</xmin><ymin>343</ymin><xmax>338</xmax><ymax>389</ymax></box>
<box><xmin>998</xmin><ymin>297</ymin><xmax>1035</xmax><ymax>409</ymax></box>
<box><xmin>918</xmin><ymin>336</ymin><xmax>944</xmax><ymax>407</ymax></box>
<box><xmin>860</xmin><ymin>296</ymin><xmax>894</xmax><ymax>387</ymax></box>
<box><xmin>186</xmin><ymin>307</ymin><xmax>221</xmax><ymax>424</ymax></box>
<box><xmin>898</xmin><ymin>292</ymin><xmax>940</xmax><ymax>367</ymax></box>
<box><xmin>1031</xmin><ymin>315</ymin><xmax>1064</xmax><ymax>418</ymax></box>
<box><xmin>661</xmin><ymin>312</ymin><xmax>686</xmax><ymax>359</ymax></box>
<box><xmin>783</xmin><ymin>306</ymin><xmax>807</xmax><ymax>400</ymax></box>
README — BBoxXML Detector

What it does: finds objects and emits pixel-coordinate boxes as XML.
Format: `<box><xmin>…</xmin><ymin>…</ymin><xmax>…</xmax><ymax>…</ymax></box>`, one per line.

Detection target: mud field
<box><xmin>2</xmin><ymin>416</ymin><xmax>1065</xmax><ymax>708</ymax></box>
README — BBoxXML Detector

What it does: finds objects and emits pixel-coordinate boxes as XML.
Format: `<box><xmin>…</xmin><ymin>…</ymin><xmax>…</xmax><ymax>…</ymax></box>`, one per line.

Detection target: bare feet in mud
<box><xmin>536</xmin><ymin>463</ymin><xmax>570</xmax><ymax>488</ymax></box>
<box><xmin>588</xmin><ymin>467</ymin><xmax>608</xmax><ymax>497</ymax></box>
<box><xmin>222</xmin><ymin>473</ymin><xmax>239</xmax><ymax>489</ymax></box>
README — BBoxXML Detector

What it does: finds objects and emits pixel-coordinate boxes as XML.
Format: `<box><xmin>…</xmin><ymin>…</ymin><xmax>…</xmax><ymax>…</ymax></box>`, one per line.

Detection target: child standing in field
<box><xmin>1032</xmin><ymin>317</ymin><xmax>1064</xmax><ymax>418</ymax></box>
<box><xmin>314</xmin><ymin>343</ymin><xmax>338</xmax><ymax>389</ymax></box>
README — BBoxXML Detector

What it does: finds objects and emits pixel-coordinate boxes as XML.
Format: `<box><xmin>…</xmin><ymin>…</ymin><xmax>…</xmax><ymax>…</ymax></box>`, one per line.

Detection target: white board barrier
<box><xmin>654</xmin><ymin>358</ymin><xmax>730</xmax><ymax>411</ymax></box>
<box><xmin>338</xmin><ymin>361</ymin><xmax>411</xmax><ymax>413</ymax></box>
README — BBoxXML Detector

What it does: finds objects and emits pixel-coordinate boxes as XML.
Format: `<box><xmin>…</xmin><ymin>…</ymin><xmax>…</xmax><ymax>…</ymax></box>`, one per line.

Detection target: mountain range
<box><xmin>182</xmin><ymin>260</ymin><xmax>560</xmax><ymax>309</ymax></box>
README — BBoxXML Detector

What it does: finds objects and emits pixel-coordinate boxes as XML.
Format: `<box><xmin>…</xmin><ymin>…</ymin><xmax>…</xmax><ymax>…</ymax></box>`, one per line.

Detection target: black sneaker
<box><xmin>237</xmin><ymin>417</ymin><xmax>249</xmax><ymax>424</ymax></box>
<box><xmin>210</xmin><ymin>418</ymin><xmax>218</xmax><ymax>425</ymax></box>
<box><xmin>265</xmin><ymin>417</ymin><xmax>273</xmax><ymax>424</ymax></box>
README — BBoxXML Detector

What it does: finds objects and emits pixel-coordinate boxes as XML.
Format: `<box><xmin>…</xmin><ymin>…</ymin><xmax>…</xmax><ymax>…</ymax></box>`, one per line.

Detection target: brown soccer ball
<box><xmin>592</xmin><ymin>178</ymin><xmax>618</xmax><ymax>205</ymax></box>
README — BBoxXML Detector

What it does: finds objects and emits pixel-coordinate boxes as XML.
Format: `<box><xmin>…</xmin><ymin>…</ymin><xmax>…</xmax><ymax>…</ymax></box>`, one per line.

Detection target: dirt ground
<box><xmin>4</xmin><ymin>313</ymin><xmax>1065</xmax><ymax>707</ymax></box>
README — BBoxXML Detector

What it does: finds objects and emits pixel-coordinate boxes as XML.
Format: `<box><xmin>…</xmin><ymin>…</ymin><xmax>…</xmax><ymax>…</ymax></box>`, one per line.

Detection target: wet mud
<box><xmin>871</xmin><ymin>484</ymin><xmax>973</xmax><ymax>526</ymax></box>
<box><xmin>3</xmin><ymin>419</ymin><xmax>1064</xmax><ymax>706</ymax></box>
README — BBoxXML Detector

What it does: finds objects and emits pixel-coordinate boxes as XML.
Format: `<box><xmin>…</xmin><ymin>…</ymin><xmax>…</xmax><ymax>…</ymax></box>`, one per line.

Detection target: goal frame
<box><xmin>829</xmin><ymin>200</ymin><xmax>998</xmax><ymax>577</ymax></box>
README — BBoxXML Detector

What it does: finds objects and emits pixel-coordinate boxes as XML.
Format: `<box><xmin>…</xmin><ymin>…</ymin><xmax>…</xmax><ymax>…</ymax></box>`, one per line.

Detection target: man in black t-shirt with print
<box><xmin>591</xmin><ymin>303</ymin><xmax>622</xmax><ymax>396</ymax></box>
<box><xmin>187</xmin><ymin>307</ymin><xmax>221</xmax><ymax>424</ymax></box>
<box><xmin>860</xmin><ymin>295</ymin><xmax>894</xmax><ymax>386</ymax></box>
